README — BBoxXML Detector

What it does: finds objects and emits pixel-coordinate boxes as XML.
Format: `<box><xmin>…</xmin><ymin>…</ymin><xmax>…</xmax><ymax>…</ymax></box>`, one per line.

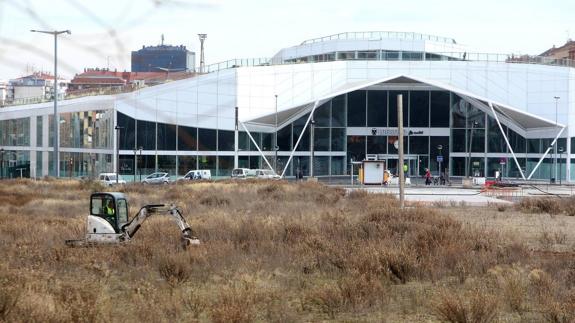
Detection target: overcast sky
<box><xmin>0</xmin><ymin>0</ymin><xmax>573</xmax><ymax>79</ymax></box>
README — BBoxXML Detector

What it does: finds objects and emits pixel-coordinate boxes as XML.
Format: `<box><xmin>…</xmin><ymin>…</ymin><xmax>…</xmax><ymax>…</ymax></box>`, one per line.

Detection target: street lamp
<box><xmin>138</xmin><ymin>146</ymin><xmax>143</xmax><ymax>182</ymax></box>
<box><xmin>437</xmin><ymin>144</ymin><xmax>443</xmax><ymax>181</ymax></box>
<box><xmin>466</xmin><ymin>121</ymin><xmax>479</xmax><ymax>179</ymax></box>
<box><xmin>558</xmin><ymin>146</ymin><xmax>564</xmax><ymax>185</ymax></box>
<box><xmin>0</xmin><ymin>148</ymin><xmax>4</xmax><ymax>179</ymax></box>
<box><xmin>274</xmin><ymin>94</ymin><xmax>278</xmax><ymax>174</ymax></box>
<box><xmin>30</xmin><ymin>29</ymin><xmax>71</xmax><ymax>177</ymax></box>
<box><xmin>310</xmin><ymin>118</ymin><xmax>316</xmax><ymax>179</ymax></box>
<box><xmin>553</xmin><ymin>96</ymin><xmax>560</xmax><ymax>184</ymax></box>
<box><xmin>114</xmin><ymin>125</ymin><xmax>124</xmax><ymax>184</ymax></box>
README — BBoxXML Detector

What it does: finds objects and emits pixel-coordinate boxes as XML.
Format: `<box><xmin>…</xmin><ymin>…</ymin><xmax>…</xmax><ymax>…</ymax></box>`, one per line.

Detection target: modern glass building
<box><xmin>0</xmin><ymin>31</ymin><xmax>573</xmax><ymax>181</ymax></box>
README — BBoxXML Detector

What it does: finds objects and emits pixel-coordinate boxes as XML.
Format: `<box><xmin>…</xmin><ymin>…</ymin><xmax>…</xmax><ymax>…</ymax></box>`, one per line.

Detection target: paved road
<box><xmin>344</xmin><ymin>186</ymin><xmax>512</xmax><ymax>206</ymax></box>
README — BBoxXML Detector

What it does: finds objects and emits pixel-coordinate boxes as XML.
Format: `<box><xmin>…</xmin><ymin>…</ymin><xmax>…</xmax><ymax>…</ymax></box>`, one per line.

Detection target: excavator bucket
<box><xmin>181</xmin><ymin>237</ymin><xmax>201</xmax><ymax>249</ymax></box>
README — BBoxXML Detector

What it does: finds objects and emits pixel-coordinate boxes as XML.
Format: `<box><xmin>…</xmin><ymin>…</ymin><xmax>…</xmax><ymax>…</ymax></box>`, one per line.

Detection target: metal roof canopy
<box><xmin>243</xmin><ymin>74</ymin><xmax>565</xmax><ymax>132</ymax></box>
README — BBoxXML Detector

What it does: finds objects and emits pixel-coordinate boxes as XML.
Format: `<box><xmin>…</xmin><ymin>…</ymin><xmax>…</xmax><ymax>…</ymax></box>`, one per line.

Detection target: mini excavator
<box><xmin>65</xmin><ymin>192</ymin><xmax>200</xmax><ymax>249</ymax></box>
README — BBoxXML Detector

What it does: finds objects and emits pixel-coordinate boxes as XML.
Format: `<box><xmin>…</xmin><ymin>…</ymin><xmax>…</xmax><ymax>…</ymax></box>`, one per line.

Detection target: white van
<box><xmin>231</xmin><ymin>168</ymin><xmax>251</xmax><ymax>179</ymax></box>
<box><xmin>98</xmin><ymin>173</ymin><xmax>126</xmax><ymax>186</ymax></box>
<box><xmin>181</xmin><ymin>169</ymin><xmax>212</xmax><ymax>181</ymax></box>
<box><xmin>255</xmin><ymin>169</ymin><xmax>280</xmax><ymax>180</ymax></box>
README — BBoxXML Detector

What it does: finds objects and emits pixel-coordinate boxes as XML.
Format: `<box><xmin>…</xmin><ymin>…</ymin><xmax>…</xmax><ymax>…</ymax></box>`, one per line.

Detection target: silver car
<box><xmin>142</xmin><ymin>172</ymin><xmax>170</xmax><ymax>185</ymax></box>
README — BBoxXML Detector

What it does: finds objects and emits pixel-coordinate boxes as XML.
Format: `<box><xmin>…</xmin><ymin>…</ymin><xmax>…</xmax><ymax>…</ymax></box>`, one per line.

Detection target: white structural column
<box><xmin>488</xmin><ymin>103</ymin><xmax>526</xmax><ymax>180</ymax></box>
<box><xmin>280</xmin><ymin>101</ymin><xmax>320</xmax><ymax>178</ymax></box>
<box><xmin>42</xmin><ymin>115</ymin><xmax>49</xmax><ymax>176</ymax></box>
<box><xmin>29</xmin><ymin>116</ymin><xmax>37</xmax><ymax>178</ymax></box>
<box><xmin>527</xmin><ymin>126</ymin><xmax>566</xmax><ymax>180</ymax></box>
<box><xmin>239</xmin><ymin>121</ymin><xmax>274</xmax><ymax>171</ymax></box>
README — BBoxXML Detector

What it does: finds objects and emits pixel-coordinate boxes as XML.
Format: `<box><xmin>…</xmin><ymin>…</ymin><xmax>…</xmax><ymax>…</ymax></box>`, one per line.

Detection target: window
<box><xmin>178</xmin><ymin>156</ymin><xmax>197</xmax><ymax>174</ymax></box>
<box><xmin>118</xmin><ymin>112</ymin><xmax>136</xmax><ymax>150</ymax></box>
<box><xmin>157</xmin><ymin>123</ymin><xmax>176</xmax><ymax>151</ymax></box>
<box><xmin>430</xmin><ymin>91</ymin><xmax>450</xmax><ymax>127</ymax></box>
<box><xmin>383</xmin><ymin>51</ymin><xmax>399</xmax><ymax>60</ymax></box>
<box><xmin>337</xmin><ymin>51</ymin><xmax>355</xmax><ymax>60</ymax></box>
<box><xmin>331</xmin><ymin>95</ymin><xmax>346</xmax><ymax>127</ymax></box>
<box><xmin>347</xmin><ymin>91</ymin><xmax>367</xmax><ymax>127</ymax></box>
<box><xmin>331</xmin><ymin>128</ymin><xmax>345</xmax><ymax>151</ymax></box>
<box><xmin>357</xmin><ymin>51</ymin><xmax>378</xmax><ymax>60</ymax></box>
<box><xmin>367</xmin><ymin>91</ymin><xmax>387</xmax><ymax>127</ymax></box>
<box><xmin>277</xmin><ymin>126</ymin><xmax>291</xmax><ymax>151</ymax></box>
<box><xmin>527</xmin><ymin>139</ymin><xmax>540</xmax><ymax>154</ymax></box>
<box><xmin>314</xmin><ymin>128</ymin><xmax>330</xmax><ymax>151</ymax></box>
<box><xmin>178</xmin><ymin>126</ymin><xmax>197</xmax><ymax>151</ymax></box>
<box><xmin>347</xmin><ymin>136</ymin><xmax>365</xmax><ymax>162</ymax></box>
<box><xmin>117</xmin><ymin>199</ymin><xmax>128</xmax><ymax>225</ymax></box>
<box><xmin>409</xmin><ymin>136</ymin><xmax>429</xmax><ymax>155</ymax></box>
<box><xmin>137</xmin><ymin>120</ymin><xmax>156</xmax><ymax>150</ymax></box>
<box><xmin>198</xmin><ymin>128</ymin><xmax>217</xmax><ymax>151</ymax></box>
<box><xmin>409</xmin><ymin>91</ymin><xmax>429</xmax><ymax>127</ymax></box>
<box><xmin>487</xmin><ymin>117</ymin><xmax>507</xmax><ymax>153</ymax></box>
<box><xmin>315</xmin><ymin>102</ymin><xmax>331</xmax><ymax>127</ymax></box>
<box><xmin>402</xmin><ymin>51</ymin><xmax>423</xmax><ymax>61</ymax></box>
<box><xmin>367</xmin><ymin>136</ymin><xmax>387</xmax><ymax>154</ymax></box>
<box><xmin>388</xmin><ymin>91</ymin><xmax>408</xmax><ymax>127</ymax></box>
<box><xmin>218</xmin><ymin>130</ymin><xmax>235</xmax><ymax>151</ymax></box>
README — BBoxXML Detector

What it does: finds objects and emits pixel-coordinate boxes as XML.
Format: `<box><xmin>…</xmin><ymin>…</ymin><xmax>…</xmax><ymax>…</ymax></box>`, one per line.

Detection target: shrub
<box><xmin>158</xmin><ymin>255</ymin><xmax>192</xmax><ymax>288</ymax></box>
<box><xmin>518</xmin><ymin>198</ymin><xmax>561</xmax><ymax>215</ymax></box>
<box><xmin>433</xmin><ymin>288</ymin><xmax>499</xmax><ymax>323</ymax></box>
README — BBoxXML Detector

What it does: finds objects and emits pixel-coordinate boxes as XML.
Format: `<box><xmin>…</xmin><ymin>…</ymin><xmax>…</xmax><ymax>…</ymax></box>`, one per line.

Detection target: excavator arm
<box><xmin>121</xmin><ymin>204</ymin><xmax>200</xmax><ymax>248</ymax></box>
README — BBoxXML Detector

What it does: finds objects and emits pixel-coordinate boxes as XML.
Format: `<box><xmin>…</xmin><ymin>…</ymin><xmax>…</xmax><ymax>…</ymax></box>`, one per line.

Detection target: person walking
<box><xmin>424</xmin><ymin>168</ymin><xmax>432</xmax><ymax>186</ymax></box>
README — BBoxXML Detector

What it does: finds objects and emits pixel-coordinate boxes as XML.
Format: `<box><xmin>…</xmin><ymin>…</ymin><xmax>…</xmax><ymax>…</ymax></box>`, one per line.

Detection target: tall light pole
<box><xmin>559</xmin><ymin>147</ymin><xmax>564</xmax><ymax>185</ymax></box>
<box><xmin>274</xmin><ymin>94</ymin><xmax>278</xmax><ymax>173</ymax></box>
<box><xmin>115</xmin><ymin>125</ymin><xmax>124</xmax><ymax>184</ymax></box>
<box><xmin>310</xmin><ymin>118</ymin><xmax>315</xmax><ymax>179</ymax></box>
<box><xmin>198</xmin><ymin>34</ymin><xmax>207</xmax><ymax>73</ymax></box>
<box><xmin>466</xmin><ymin>121</ymin><xmax>479</xmax><ymax>179</ymax></box>
<box><xmin>437</xmin><ymin>144</ymin><xmax>443</xmax><ymax>180</ymax></box>
<box><xmin>0</xmin><ymin>148</ymin><xmax>4</xmax><ymax>179</ymax></box>
<box><xmin>554</xmin><ymin>96</ymin><xmax>560</xmax><ymax>184</ymax></box>
<box><xmin>138</xmin><ymin>146</ymin><xmax>143</xmax><ymax>182</ymax></box>
<box><xmin>30</xmin><ymin>29</ymin><xmax>71</xmax><ymax>178</ymax></box>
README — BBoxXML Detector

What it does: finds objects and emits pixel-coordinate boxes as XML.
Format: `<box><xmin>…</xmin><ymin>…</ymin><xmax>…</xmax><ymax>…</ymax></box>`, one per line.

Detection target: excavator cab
<box><xmin>90</xmin><ymin>192</ymin><xmax>129</xmax><ymax>233</ymax></box>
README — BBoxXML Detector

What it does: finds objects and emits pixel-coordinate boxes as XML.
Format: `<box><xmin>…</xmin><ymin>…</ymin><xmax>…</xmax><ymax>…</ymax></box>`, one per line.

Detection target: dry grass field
<box><xmin>0</xmin><ymin>179</ymin><xmax>574</xmax><ymax>322</ymax></box>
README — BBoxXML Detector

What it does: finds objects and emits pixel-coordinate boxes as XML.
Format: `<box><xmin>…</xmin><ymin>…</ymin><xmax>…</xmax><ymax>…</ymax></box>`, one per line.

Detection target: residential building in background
<box><xmin>6</xmin><ymin>72</ymin><xmax>69</xmax><ymax>106</ymax></box>
<box><xmin>67</xmin><ymin>68</ymin><xmax>193</xmax><ymax>96</ymax></box>
<box><xmin>0</xmin><ymin>31</ymin><xmax>573</xmax><ymax>183</ymax></box>
<box><xmin>540</xmin><ymin>39</ymin><xmax>575</xmax><ymax>60</ymax></box>
<box><xmin>131</xmin><ymin>39</ymin><xmax>195</xmax><ymax>72</ymax></box>
<box><xmin>0</xmin><ymin>80</ymin><xmax>7</xmax><ymax>106</ymax></box>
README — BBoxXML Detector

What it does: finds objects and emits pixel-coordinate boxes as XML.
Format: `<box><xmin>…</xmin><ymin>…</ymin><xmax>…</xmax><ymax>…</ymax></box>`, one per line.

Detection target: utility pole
<box><xmin>398</xmin><ymin>94</ymin><xmax>405</xmax><ymax>209</ymax></box>
<box><xmin>31</xmin><ymin>29</ymin><xmax>71</xmax><ymax>177</ymax></box>
<box><xmin>198</xmin><ymin>34</ymin><xmax>207</xmax><ymax>73</ymax></box>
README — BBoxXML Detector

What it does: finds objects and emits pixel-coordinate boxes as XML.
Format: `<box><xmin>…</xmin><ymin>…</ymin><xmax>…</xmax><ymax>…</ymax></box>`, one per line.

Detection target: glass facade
<box><xmin>1</xmin><ymin>89</ymin><xmax>570</xmax><ymax>181</ymax></box>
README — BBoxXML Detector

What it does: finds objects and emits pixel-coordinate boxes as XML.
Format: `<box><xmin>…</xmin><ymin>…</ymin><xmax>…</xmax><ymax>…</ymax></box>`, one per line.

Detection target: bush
<box><xmin>433</xmin><ymin>288</ymin><xmax>499</xmax><ymax>323</ymax></box>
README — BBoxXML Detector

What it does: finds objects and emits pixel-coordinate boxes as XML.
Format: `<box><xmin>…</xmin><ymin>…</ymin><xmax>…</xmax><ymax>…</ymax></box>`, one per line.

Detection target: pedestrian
<box><xmin>424</xmin><ymin>168</ymin><xmax>432</xmax><ymax>186</ymax></box>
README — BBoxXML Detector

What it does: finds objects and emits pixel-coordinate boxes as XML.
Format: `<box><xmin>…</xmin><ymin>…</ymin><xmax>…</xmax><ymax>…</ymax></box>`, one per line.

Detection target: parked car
<box><xmin>142</xmin><ymin>172</ymin><xmax>170</xmax><ymax>185</ymax></box>
<box><xmin>179</xmin><ymin>169</ymin><xmax>212</xmax><ymax>181</ymax></box>
<box><xmin>231</xmin><ymin>168</ymin><xmax>254</xmax><ymax>179</ymax></box>
<box><xmin>98</xmin><ymin>173</ymin><xmax>126</xmax><ymax>186</ymax></box>
<box><xmin>255</xmin><ymin>169</ymin><xmax>280</xmax><ymax>180</ymax></box>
